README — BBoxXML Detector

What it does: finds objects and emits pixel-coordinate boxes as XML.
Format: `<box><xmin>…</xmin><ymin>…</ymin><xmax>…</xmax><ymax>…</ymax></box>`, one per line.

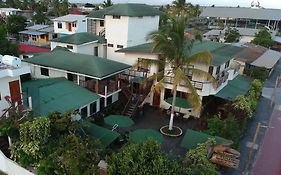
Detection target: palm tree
<box><xmin>141</xmin><ymin>14</ymin><xmax>214</xmax><ymax>130</ymax></box>
<box><xmin>172</xmin><ymin>0</ymin><xmax>186</xmax><ymax>14</ymax></box>
<box><xmin>102</xmin><ymin>0</ymin><xmax>113</xmax><ymax>8</ymax></box>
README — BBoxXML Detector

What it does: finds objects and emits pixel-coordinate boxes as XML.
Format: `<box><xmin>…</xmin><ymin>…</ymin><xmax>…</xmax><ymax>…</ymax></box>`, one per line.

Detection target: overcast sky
<box><xmin>70</xmin><ymin>0</ymin><xmax>281</xmax><ymax>9</ymax></box>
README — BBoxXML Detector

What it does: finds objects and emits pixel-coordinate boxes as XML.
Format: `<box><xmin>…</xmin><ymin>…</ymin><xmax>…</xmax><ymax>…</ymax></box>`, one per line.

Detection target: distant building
<box><xmin>0</xmin><ymin>55</ymin><xmax>30</xmax><ymax>117</ymax></box>
<box><xmin>0</xmin><ymin>8</ymin><xmax>22</xmax><ymax>18</ymax></box>
<box><xmin>19</xmin><ymin>24</ymin><xmax>54</xmax><ymax>46</ymax></box>
<box><xmin>50</xmin><ymin>32</ymin><xmax>106</xmax><ymax>57</ymax></box>
<box><xmin>52</xmin><ymin>14</ymin><xmax>87</xmax><ymax>37</ymax></box>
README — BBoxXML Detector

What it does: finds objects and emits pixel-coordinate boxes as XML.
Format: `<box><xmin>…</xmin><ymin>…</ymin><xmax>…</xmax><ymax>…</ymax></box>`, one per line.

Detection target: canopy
<box><xmin>129</xmin><ymin>129</ymin><xmax>164</xmax><ymax>144</ymax></box>
<box><xmin>104</xmin><ymin>115</ymin><xmax>134</xmax><ymax>127</ymax></box>
<box><xmin>165</xmin><ymin>97</ymin><xmax>191</xmax><ymax>109</ymax></box>
<box><xmin>180</xmin><ymin>129</ymin><xmax>227</xmax><ymax>150</ymax></box>
<box><xmin>81</xmin><ymin>120</ymin><xmax>120</xmax><ymax>147</ymax></box>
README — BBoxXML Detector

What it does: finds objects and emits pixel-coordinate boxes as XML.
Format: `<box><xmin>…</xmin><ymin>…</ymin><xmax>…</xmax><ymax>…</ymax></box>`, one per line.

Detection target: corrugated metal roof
<box><xmin>234</xmin><ymin>43</ymin><xmax>267</xmax><ymax>63</ymax></box>
<box><xmin>201</xmin><ymin>7</ymin><xmax>281</xmax><ymax>21</ymax></box>
<box><xmin>251</xmin><ymin>49</ymin><xmax>281</xmax><ymax>69</ymax></box>
<box><xmin>215</xmin><ymin>75</ymin><xmax>252</xmax><ymax>101</ymax></box>
<box><xmin>52</xmin><ymin>14</ymin><xmax>86</xmax><ymax>22</ymax></box>
<box><xmin>38</xmin><ymin>26</ymin><xmax>54</xmax><ymax>33</ymax></box>
<box><xmin>22</xmin><ymin>78</ymin><xmax>100</xmax><ymax>117</ymax></box>
<box><xmin>204</xmin><ymin>28</ymin><xmax>259</xmax><ymax>37</ymax></box>
<box><xmin>18</xmin><ymin>30</ymin><xmax>46</xmax><ymax>35</ymax></box>
<box><xmin>87</xmin><ymin>3</ymin><xmax>163</xmax><ymax>18</ymax></box>
<box><xmin>26</xmin><ymin>24</ymin><xmax>49</xmax><ymax>31</ymax></box>
<box><xmin>23</xmin><ymin>47</ymin><xmax>131</xmax><ymax>79</ymax></box>
<box><xmin>117</xmin><ymin>40</ymin><xmax>242</xmax><ymax>66</ymax></box>
<box><xmin>51</xmin><ymin>32</ymin><xmax>106</xmax><ymax>45</ymax></box>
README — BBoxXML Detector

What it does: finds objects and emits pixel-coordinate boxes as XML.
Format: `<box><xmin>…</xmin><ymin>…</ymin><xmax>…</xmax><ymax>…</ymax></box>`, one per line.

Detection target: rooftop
<box><xmin>22</xmin><ymin>78</ymin><xmax>100</xmax><ymax>116</ymax></box>
<box><xmin>87</xmin><ymin>3</ymin><xmax>163</xmax><ymax>19</ymax></box>
<box><xmin>51</xmin><ymin>32</ymin><xmax>106</xmax><ymax>45</ymax></box>
<box><xmin>18</xmin><ymin>30</ymin><xmax>45</xmax><ymax>35</ymax></box>
<box><xmin>251</xmin><ymin>49</ymin><xmax>281</xmax><ymax>69</ymax></box>
<box><xmin>117</xmin><ymin>40</ymin><xmax>243</xmax><ymax>66</ymax></box>
<box><xmin>23</xmin><ymin>47</ymin><xmax>131</xmax><ymax>79</ymax></box>
<box><xmin>204</xmin><ymin>28</ymin><xmax>260</xmax><ymax>37</ymax></box>
<box><xmin>52</xmin><ymin>14</ymin><xmax>86</xmax><ymax>22</ymax></box>
<box><xmin>26</xmin><ymin>24</ymin><xmax>49</xmax><ymax>31</ymax></box>
<box><xmin>19</xmin><ymin>44</ymin><xmax>51</xmax><ymax>53</ymax></box>
<box><xmin>201</xmin><ymin>6</ymin><xmax>281</xmax><ymax>21</ymax></box>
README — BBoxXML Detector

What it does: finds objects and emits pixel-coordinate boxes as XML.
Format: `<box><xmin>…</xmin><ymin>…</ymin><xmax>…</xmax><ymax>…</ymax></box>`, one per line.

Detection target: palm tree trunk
<box><xmin>169</xmin><ymin>85</ymin><xmax>177</xmax><ymax>130</ymax></box>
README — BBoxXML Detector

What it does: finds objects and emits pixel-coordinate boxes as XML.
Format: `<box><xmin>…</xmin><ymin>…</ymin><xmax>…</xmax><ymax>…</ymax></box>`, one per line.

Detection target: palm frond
<box><xmin>182</xmin><ymin>76</ymin><xmax>202</xmax><ymax>111</ymax></box>
<box><xmin>192</xmin><ymin>68</ymin><xmax>216</xmax><ymax>87</ymax></box>
<box><xmin>187</xmin><ymin>50</ymin><xmax>213</xmax><ymax>66</ymax></box>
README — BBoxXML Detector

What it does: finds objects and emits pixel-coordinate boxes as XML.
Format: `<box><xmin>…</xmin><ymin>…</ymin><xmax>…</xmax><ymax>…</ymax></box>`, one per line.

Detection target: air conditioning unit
<box><xmin>2</xmin><ymin>55</ymin><xmax>21</xmax><ymax>68</ymax></box>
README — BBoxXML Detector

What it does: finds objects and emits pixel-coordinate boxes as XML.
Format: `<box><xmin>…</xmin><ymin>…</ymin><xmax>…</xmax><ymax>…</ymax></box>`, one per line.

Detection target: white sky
<box><xmin>70</xmin><ymin>0</ymin><xmax>281</xmax><ymax>9</ymax></box>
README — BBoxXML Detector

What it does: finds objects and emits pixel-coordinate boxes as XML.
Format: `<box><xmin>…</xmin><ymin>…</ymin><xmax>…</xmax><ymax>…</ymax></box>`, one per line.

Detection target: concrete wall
<box><xmin>0</xmin><ymin>76</ymin><xmax>21</xmax><ymax>116</ymax></box>
<box><xmin>27</xmin><ymin>64</ymin><xmax>67</xmax><ymax>79</ymax></box>
<box><xmin>54</xmin><ymin>18</ymin><xmax>87</xmax><ymax>35</ymax></box>
<box><xmin>0</xmin><ymin>150</ymin><xmax>34</xmax><ymax>175</ymax></box>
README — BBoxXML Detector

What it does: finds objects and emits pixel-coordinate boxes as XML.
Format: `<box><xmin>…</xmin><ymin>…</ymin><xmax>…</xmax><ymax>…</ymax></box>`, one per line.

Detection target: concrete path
<box><xmin>252</xmin><ymin>106</ymin><xmax>281</xmax><ymax>175</ymax></box>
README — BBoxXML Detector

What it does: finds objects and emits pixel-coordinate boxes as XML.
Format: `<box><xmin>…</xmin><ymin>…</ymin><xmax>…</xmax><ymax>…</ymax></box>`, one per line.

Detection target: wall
<box><xmin>28</xmin><ymin>64</ymin><xmax>67</xmax><ymax>79</ymax></box>
<box><xmin>127</xmin><ymin>16</ymin><xmax>159</xmax><ymax>47</ymax></box>
<box><xmin>51</xmin><ymin>42</ymin><xmax>78</xmax><ymax>52</ymax></box>
<box><xmin>53</xmin><ymin>18</ymin><xmax>87</xmax><ymax>35</ymax></box>
<box><xmin>0</xmin><ymin>76</ymin><xmax>21</xmax><ymax>116</ymax></box>
<box><xmin>0</xmin><ymin>151</ymin><xmax>34</xmax><ymax>175</ymax></box>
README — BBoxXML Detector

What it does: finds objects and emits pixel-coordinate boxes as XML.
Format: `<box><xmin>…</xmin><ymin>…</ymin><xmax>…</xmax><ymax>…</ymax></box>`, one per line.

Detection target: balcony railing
<box><xmin>79</xmin><ymin>79</ymin><xmax>120</xmax><ymax>96</ymax></box>
<box><xmin>164</xmin><ymin>76</ymin><xmax>206</xmax><ymax>91</ymax></box>
<box><xmin>216</xmin><ymin>71</ymin><xmax>229</xmax><ymax>88</ymax></box>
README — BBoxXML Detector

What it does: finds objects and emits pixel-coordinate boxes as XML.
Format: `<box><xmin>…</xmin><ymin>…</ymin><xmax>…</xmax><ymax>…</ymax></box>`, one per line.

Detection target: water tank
<box><xmin>2</xmin><ymin>55</ymin><xmax>21</xmax><ymax>68</ymax></box>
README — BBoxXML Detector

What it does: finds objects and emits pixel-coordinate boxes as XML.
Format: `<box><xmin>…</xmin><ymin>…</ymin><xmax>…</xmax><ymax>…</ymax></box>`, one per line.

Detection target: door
<box><xmin>152</xmin><ymin>91</ymin><xmax>160</xmax><ymax>106</ymax></box>
<box><xmin>9</xmin><ymin>80</ymin><xmax>21</xmax><ymax>104</ymax></box>
<box><xmin>68</xmin><ymin>23</ymin><xmax>72</xmax><ymax>32</ymax></box>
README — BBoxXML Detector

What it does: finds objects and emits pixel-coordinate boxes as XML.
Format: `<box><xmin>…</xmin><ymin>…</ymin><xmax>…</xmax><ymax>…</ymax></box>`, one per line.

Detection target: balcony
<box><xmin>79</xmin><ymin>79</ymin><xmax>120</xmax><ymax>96</ymax></box>
<box><xmin>216</xmin><ymin>71</ymin><xmax>229</xmax><ymax>88</ymax></box>
<box><xmin>164</xmin><ymin>76</ymin><xmax>207</xmax><ymax>91</ymax></box>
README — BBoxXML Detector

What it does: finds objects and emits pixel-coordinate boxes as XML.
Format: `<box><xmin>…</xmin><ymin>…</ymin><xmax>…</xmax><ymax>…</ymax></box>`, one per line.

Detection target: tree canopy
<box><xmin>6</xmin><ymin>14</ymin><xmax>27</xmax><ymax>35</ymax></box>
<box><xmin>224</xmin><ymin>28</ymin><xmax>240</xmax><ymax>43</ymax></box>
<box><xmin>251</xmin><ymin>28</ymin><xmax>276</xmax><ymax>48</ymax></box>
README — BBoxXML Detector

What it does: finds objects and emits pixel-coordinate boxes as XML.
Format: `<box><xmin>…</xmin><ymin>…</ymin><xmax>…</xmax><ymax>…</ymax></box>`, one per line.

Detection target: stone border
<box><xmin>160</xmin><ymin>125</ymin><xmax>183</xmax><ymax>137</ymax></box>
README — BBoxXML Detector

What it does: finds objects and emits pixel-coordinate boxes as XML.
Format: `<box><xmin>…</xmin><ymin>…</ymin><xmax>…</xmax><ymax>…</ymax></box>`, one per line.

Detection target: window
<box><xmin>90</xmin><ymin>102</ymin><xmax>97</xmax><ymax>115</ymax></box>
<box><xmin>113</xmin><ymin>15</ymin><xmax>121</xmax><ymax>19</ymax></box>
<box><xmin>32</xmin><ymin>35</ymin><xmax>36</xmax><ymax>41</ymax></box>
<box><xmin>40</xmin><ymin>35</ymin><xmax>45</xmax><ymax>39</ymax></box>
<box><xmin>67</xmin><ymin>45</ymin><xmax>73</xmax><ymax>50</ymax></box>
<box><xmin>107</xmin><ymin>96</ymin><xmax>112</xmax><ymax>105</ymax></box>
<box><xmin>94</xmin><ymin>46</ymin><xmax>98</xmax><ymax>56</ymax></box>
<box><xmin>108</xmin><ymin>43</ymin><xmax>113</xmax><ymax>47</ymax></box>
<box><xmin>216</xmin><ymin>66</ymin><xmax>220</xmax><ymax>75</ymax></box>
<box><xmin>225</xmin><ymin>61</ymin><xmax>230</xmax><ymax>69</ymax></box>
<box><xmin>72</xmin><ymin>23</ymin><xmax>77</xmax><ymax>27</ymax></box>
<box><xmin>40</xmin><ymin>67</ymin><xmax>49</xmax><ymax>76</ymax></box>
<box><xmin>82</xmin><ymin>20</ymin><xmax>86</xmax><ymax>22</ymax></box>
<box><xmin>58</xmin><ymin>22</ymin><xmax>62</xmax><ymax>29</ymax></box>
<box><xmin>208</xmin><ymin>66</ymin><xmax>213</xmax><ymax>75</ymax></box>
<box><xmin>117</xmin><ymin>45</ymin><xmax>123</xmax><ymax>49</ymax></box>
<box><xmin>23</xmin><ymin>55</ymin><xmax>29</xmax><ymax>59</ymax></box>
<box><xmin>100</xmin><ymin>20</ymin><xmax>104</xmax><ymax>27</ymax></box>
<box><xmin>80</xmin><ymin>106</ymin><xmax>87</xmax><ymax>117</ymax></box>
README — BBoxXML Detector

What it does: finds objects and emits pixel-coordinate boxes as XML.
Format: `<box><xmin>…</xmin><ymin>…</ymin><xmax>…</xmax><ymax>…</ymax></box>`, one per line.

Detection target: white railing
<box><xmin>0</xmin><ymin>151</ymin><xmax>35</xmax><ymax>175</ymax></box>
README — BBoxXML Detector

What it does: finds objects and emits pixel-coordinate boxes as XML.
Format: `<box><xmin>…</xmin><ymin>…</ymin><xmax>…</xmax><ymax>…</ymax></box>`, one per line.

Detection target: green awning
<box><xmin>215</xmin><ymin>75</ymin><xmax>252</xmax><ymax>101</ymax></box>
<box><xmin>131</xmin><ymin>76</ymin><xmax>145</xmax><ymax>84</ymax></box>
<box><xmin>129</xmin><ymin>129</ymin><xmax>164</xmax><ymax>144</ymax></box>
<box><xmin>180</xmin><ymin>129</ymin><xmax>227</xmax><ymax>150</ymax></box>
<box><xmin>81</xmin><ymin>120</ymin><xmax>120</xmax><ymax>147</ymax></box>
<box><xmin>104</xmin><ymin>115</ymin><xmax>134</xmax><ymax>127</ymax></box>
<box><xmin>165</xmin><ymin>97</ymin><xmax>191</xmax><ymax>109</ymax></box>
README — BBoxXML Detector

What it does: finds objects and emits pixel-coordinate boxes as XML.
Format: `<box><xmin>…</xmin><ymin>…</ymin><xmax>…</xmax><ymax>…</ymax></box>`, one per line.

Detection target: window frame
<box><xmin>40</xmin><ymin>67</ymin><xmax>49</xmax><ymax>76</ymax></box>
<box><xmin>57</xmin><ymin>22</ymin><xmax>62</xmax><ymax>29</ymax></box>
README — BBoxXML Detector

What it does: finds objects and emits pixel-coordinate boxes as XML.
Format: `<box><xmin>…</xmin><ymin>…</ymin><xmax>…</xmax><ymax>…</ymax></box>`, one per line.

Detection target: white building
<box><xmin>117</xmin><ymin>40</ymin><xmax>245</xmax><ymax>118</ymax></box>
<box><xmin>52</xmin><ymin>14</ymin><xmax>87</xmax><ymax>37</ymax></box>
<box><xmin>0</xmin><ymin>8</ymin><xmax>22</xmax><ymax>17</ymax></box>
<box><xmin>87</xmin><ymin>3</ymin><xmax>163</xmax><ymax>62</ymax></box>
<box><xmin>51</xmin><ymin>32</ymin><xmax>106</xmax><ymax>57</ymax></box>
<box><xmin>0</xmin><ymin>55</ymin><xmax>30</xmax><ymax>117</ymax></box>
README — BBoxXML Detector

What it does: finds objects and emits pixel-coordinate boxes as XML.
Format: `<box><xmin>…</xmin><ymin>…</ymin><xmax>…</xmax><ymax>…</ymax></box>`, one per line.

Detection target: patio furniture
<box><xmin>129</xmin><ymin>129</ymin><xmax>164</xmax><ymax>144</ymax></box>
<box><xmin>104</xmin><ymin>115</ymin><xmax>135</xmax><ymax>127</ymax></box>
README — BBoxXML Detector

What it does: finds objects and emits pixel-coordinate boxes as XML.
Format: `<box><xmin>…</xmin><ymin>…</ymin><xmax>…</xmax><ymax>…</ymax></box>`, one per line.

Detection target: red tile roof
<box><xmin>19</xmin><ymin>44</ymin><xmax>50</xmax><ymax>53</ymax></box>
<box><xmin>69</xmin><ymin>10</ymin><xmax>82</xmax><ymax>15</ymax></box>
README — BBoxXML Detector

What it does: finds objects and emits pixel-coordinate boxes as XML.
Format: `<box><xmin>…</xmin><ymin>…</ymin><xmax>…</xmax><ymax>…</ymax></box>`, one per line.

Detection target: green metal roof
<box><xmin>87</xmin><ymin>3</ymin><xmax>163</xmax><ymax>18</ymax></box>
<box><xmin>81</xmin><ymin>120</ymin><xmax>120</xmax><ymax>147</ymax></box>
<box><xmin>215</xmin><ymin>75</ymin><xmax>252</xmax><ymax>101</ymax></box>
<box><xmin>180</xmin><ymin>129</ymin><xmax>227</xmax><ymax>150</ymax></box>
<box><xmin>165</xmin><ymin>97</ymin><xmax>191</xmax><ymax>109</ymax></box>
<box><xmin>23</xmin><ymin>48</ymin><xmax>131</xmax><ymax>79</ymax></box>
<box><xmin>51</xmin><ymin>32</ymin><xmax>106</xmax><ymax>45</ymax></box>
<box><xmin>117</xmin><ymin>41</ymin><xmax>242</xmax><ymax>66</ymax></box>
<box><xmin>104</xmin><ymin>115</ymin><xmax>134</xmax><ymax>127</ymax></box>
<box><xmin>129</xmin><ymin>129</ymin><xmax>164</xmax><ymax>144</ymax></box>
<box><xmin>22</xmin><ymin>78</ymin><xmax>100</xmax><ymax>117</ymax></box>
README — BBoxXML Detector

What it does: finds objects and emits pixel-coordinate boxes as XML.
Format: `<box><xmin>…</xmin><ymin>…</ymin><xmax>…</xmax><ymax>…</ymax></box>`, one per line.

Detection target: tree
<box><xmin>182</xmin><ymin>139</ymin><xmax>218</xmax><ymax>175</ymax></box>
<box><xmin>251</xmin><ymin>28</ymin><xmax>276</xmax><ymax>48</ymax></box>
<box><xmin>106</xmin><ymin>139</ymin><xmax>181</xmax><ymax>175</ymax></box>
<box><xmin>172</xmin><ymin>0</ymin><xmax>186</xmax><ymax>14</ymax></box>
<box><xmin>141</xmin><ymin>14</ymin><xmax>213</xmax><ymax>130</ymax></box>
<box><xmin>6</xmin><ymin>14</ymin><xmax>27</xmax><ymax>36</ymax></box>
<box><xmin>102</xmin><ymin>0</ymin><xmax>113</xmax><ymax>8</ymax></box>
<box><xmin>244</xmin><ymin>67</ymin><xmax>269</xmax><ymax>82</ymax></box>
<box><xmin>0</xmin><ymin>24</ymin><xmax>19</xmax><ymax>56</ymax></box>
<box><xmin>224</xmin><ymin>28</ymin><xmax>240</xmax><ymax>43</ymax></box>
<box><xmin>32</xmin><ymin>12</ymin><xmax>49</xmax><ymax>24</ymax></box>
